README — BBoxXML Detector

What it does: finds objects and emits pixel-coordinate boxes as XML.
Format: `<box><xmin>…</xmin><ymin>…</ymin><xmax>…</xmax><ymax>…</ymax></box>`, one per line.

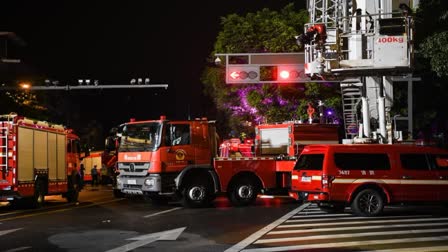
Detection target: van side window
<box><xmin>334</xmin><ymin>153</ymin><xmax>390</xmax><ymax>170</ymax></box>
<box><xmin>400</xmin><ymin>154</ymin><xmax>429</xmax><ymax>170</ymax></box>
<box><xmin>432</xmin><ymin>154</ymin><xmax>448</xmax><ymax>170</ymax></box>
<box><xmin>294</xmin><ymin>154</ymin><xmax>324</xmax><ymax>170</ymax></box>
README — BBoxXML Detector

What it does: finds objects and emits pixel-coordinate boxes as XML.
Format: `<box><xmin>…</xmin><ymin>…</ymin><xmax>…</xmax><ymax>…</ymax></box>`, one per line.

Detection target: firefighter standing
<box><xmin>91</xmin><ymin>165</ymin><xmax>98</xmax><ymax>186</ymax></box>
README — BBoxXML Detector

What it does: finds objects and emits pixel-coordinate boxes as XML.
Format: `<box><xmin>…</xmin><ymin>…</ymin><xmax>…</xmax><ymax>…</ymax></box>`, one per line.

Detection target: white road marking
<box><xmin>291</xmin><ymin>213</ymin><xmax>352</xmax><ymax>218</ymax></box>
<box><xmin>298</xmin><ymin>208</ymin><xmax>322</xmax><ymax>211</ymax></box>
<box><xmin>269</xmin><ymin>221</ymin><xmax>448</xmax><ymax>235</ymax></box>
<box><xmin>4</xmin><ymin>247</ymin><xmax>32</xmax><ymax>252</ymax></box>
<box><xmin>106</xmin><ymin>227</ymin><xmax>186</xmax><ymax>252</ymax></box>
<box><xmin>287</xmin><ymin>214</ymin><xmax>432</xmax><ymax>223</ymax></box>
<box><xmin>368</xmin><ymin>246</ymin><xmax>448</xmax><ymax>252</ymax></box>
<box><xmin>256</xmin><ymin>227</ymin><xmax>448</xmax><ymax>244</ymax></box>
<box><xmin>0</xmin><ymin>228</ymin><xmax>22</xmax><ymax>236</ymax></box>
<box><xmin>241</xmin><ymin>235</ymin><xmax>448</xmax><ymax>252</ymax></box>
<box><xmin>224</xmin><ymin>203</ymin><xmax>311</xmax><ymax>252</ymax></box>
<box><xmin>143</xmin><ymin>207</ymin><xmax>182</xmax><ymax>218</ymax></box>
<box><xmin>278</xmin><ymin>217</ymin><xmax>448</xmax><ymax>228</ymax></box>
<box><xmin>296</xmin><ymin>210</ymin><xmax>327</xmax><ymax>214</ymax></box>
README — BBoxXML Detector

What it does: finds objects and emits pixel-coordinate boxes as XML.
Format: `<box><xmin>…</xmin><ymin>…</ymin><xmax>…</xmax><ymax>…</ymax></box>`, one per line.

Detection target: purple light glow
<box><xmin>277</xmin><ymin>97</ymin><xmax>288</xmax><ymax>106</ymax></box>
<box><xmin>262</xmin><ymin>97</ymin><xmax>273</xmax><ymax>105</ymax></box>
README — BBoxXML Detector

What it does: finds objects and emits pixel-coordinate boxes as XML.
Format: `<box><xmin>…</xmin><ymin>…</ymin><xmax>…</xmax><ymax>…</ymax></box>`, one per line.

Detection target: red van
<box><xmin>290</xmin><ymin>144</ymin><xmax>448</xmax><ymax>216</ymax></box>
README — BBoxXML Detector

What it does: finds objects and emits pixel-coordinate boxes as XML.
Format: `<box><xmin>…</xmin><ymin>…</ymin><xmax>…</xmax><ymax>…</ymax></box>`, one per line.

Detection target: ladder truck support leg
<box><xmin>361</xmin><ymin>80</ymin><xmax>371</xmax><ymax>138</ymax></box>
<box><xmin>378</xmin><ymin>77</ymin><xmax>387</xmax><ymax>142</ymax></box>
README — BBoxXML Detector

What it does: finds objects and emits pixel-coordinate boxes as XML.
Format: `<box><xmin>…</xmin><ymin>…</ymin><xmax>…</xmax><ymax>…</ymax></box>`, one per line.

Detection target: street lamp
<box><xmin>78</xmin><ymin>79</ymin><xmax>98</xmax><ymax>85</ymax></box>
<box><xmin>131</xmin><ymin>77</ymin><xmax>151</xmax><ymax>85</ymax></box>
<box><xmin>19</xmin><ymin>82</ymin><xmax>31</xmax><ymax>90</ymax></box>
<box><xmin>46</xmin><ymin>79</ymin><xmax>59</xmax><ymax>86</ymax></box>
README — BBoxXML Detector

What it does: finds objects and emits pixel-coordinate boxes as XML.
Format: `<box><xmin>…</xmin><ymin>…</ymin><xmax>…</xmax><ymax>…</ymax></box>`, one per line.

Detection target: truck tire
<box><xmin>229</xmin><ymin>177</ymin><xmax>259</xmax><ymax>207</ymax></box>
<box><xmin>351</xmin><ymin>188</ymin><xmax>384</xmax><ymax>217</ymax></box>
<box><xmin>31</xmin><ymin>180</ymin><xmax>45</xmax><ymax>208</ymax></box>
<box><xmin>180</xmin><ymin>178</ymin><xmax>212</xmax><ymax>208</ymax></box>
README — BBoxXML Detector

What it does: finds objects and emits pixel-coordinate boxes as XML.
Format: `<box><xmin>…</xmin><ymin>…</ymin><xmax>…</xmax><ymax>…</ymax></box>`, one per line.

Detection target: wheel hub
<box><xmin>237</xmin><ymin>185</ymin><xmax>253</xmax><ymax>199</ymax></box>
<box><xmin>189</xmin><ymin>186</ymin><xmax>205</xmax><ymax>201</ymax></box>
<box><xmin>361</xmin><ymin>193</ymin><xmax>378</xmax><ymax>213</ymax></box>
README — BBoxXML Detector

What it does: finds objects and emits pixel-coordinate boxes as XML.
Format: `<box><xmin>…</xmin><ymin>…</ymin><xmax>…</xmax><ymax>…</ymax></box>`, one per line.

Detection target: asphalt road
<box><xmin>1</xmin><ymin>186</ymin><xmax>448</xmax><ymax>252</ymax></box>
<box><xmin>0</xmin><ymin>185</ymin><xmax>298</xmax><ymax>252</ymax></box>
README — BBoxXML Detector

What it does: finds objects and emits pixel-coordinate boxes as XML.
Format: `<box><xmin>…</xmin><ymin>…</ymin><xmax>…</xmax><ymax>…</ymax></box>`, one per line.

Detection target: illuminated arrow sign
<box><xmin>227</xmin><ymin>65</ymin><xmax>260</xmax><ymax>84</ymax></box>
<box><xmin>106</xmin><ymin>227</ymin><xmax>186</xmax><ymax>252</ymax></box>
<box><xmin>230</xmin><ymin>71</ymin><xmax>240</xmax><ymax>79</ymax></box>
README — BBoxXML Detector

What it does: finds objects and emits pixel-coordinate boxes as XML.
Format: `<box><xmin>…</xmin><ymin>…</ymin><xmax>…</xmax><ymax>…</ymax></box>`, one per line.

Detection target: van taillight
<box><xmin>322</xmin><ymin>175</ymin><xmax>335</xmax><ymax>189</ymax></box>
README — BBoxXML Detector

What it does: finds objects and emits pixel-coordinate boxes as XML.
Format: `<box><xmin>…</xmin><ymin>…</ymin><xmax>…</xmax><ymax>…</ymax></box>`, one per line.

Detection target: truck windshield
<box><xmin>119</xmin><ymin>122</ymin><xmax>161</xmax><ymax>152</ymax></box>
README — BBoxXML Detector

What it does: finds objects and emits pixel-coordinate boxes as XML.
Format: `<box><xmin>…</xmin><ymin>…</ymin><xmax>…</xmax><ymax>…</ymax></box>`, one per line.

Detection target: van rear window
<box><xmin>294</xmin><ymin>154</ymin><xmax>324</xmax><ymax>171</ymax></box>
<box><xmin>334</xmin><ymin>153</ymin><xmax>390</xmax><ymax>170</ymax></box>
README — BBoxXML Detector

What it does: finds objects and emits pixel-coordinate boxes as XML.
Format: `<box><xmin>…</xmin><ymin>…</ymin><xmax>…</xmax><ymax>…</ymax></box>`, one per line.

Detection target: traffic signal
<box><xmin>277</xmin><ymin>65</ymin><xmax>306</xmax><ymax>83</ymax></box>
<box><xmin>227</xmin><ymin>66</ymin><xmax>260</xmax><ymax>84</ymax></box>
<box><xmin>226</xmin><ymin>64</ymin><xmax>307</xmax><ymax>84</ymax></box>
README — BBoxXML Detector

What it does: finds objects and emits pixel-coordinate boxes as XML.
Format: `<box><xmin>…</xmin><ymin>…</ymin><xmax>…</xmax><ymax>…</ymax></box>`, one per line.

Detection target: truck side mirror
<box><xmin>105</xmin><ymin>136</ymin><xmax>116</xmax><ymax>151</ymax></box>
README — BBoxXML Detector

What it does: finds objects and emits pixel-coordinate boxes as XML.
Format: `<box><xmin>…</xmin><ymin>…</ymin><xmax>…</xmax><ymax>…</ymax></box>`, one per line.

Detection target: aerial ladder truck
<box><xmin>217</xmin><ymin>0</ymin><xmax>417</xmax><ymax>143</ymax></box>
<box><xmin>298</xmin><ymin>0</ymin><xmax>416</xmax><ymax>143</ymax></box>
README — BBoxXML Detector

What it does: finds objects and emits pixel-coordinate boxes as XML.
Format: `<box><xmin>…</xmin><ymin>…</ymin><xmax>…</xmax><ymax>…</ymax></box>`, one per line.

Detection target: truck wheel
<box><xmin>351</xmin><ymin>189</ymin><xmax>384</xmax><ymax>217</ymax></box>
<box><xmin>181</xmin><ymin>179</ymin><xmax>212</xmax><ymax>208</ymax></box>
<box><xmin>229</xmin><ymin>177</ymin><xmax>259</xmax><ymax>207</ymax></box>
<box><xmin>31</xmin><ymin>180</ymin><xmax>45</xmax><ymax>208</ymax></box>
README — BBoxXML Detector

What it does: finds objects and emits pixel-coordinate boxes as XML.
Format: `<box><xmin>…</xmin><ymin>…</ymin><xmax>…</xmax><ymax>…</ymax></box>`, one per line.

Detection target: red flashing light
<box><xmin>130</xmin><ymin>118</ymin><xmax>136</xmax><ymax>122</ymax></box>
<box><xmin>279</xmin><ymin>70</ymin><xmax>290</xmax><ymax>79</ymax></box>
<box><xmin>277</xmin><ymin>66</ymin><xmax>304</xmax><ymax>82</ymax></box>
<box><xmin>160</xmin><ymin>115</ymin><xmax>166</xmax><ymax>121</ymax></box>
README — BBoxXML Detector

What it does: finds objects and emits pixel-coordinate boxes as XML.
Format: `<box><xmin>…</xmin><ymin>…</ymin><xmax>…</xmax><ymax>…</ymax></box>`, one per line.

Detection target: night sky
<box><xmin>0</xmin><ymin>1</ymin><xmax>305</xmax><ymax>145</ymax></box>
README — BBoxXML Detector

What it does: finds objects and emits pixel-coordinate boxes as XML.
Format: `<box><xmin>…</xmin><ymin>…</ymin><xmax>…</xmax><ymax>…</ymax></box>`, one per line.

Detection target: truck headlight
<box><xmin>144</xmin><ymin>178</ymin><xmax>155</xmax><ymax>187</ymax></box>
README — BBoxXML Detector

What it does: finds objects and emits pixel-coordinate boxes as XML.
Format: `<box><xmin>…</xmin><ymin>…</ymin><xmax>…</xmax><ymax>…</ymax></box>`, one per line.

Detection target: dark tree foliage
<box><xmin>202</xmin><ymin>3</ymin><xmax>341</xmax><ymax>137</ymax></box>
<box><xmin>411</xmin><ymin>0</ymin><xmax>448</xmax><ymax>146</ymax></box>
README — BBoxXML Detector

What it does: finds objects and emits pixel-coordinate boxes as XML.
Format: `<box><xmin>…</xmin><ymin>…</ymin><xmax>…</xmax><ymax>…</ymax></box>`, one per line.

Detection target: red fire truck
<box><xmin>0</xmin><ymin>113</ymin><xmax>82</xmax><ymax>208</ymax></box>
<box><xmin>115</xmin><ymin>116</ymin><xmax>339</xmax><ymax>207</ymax></box>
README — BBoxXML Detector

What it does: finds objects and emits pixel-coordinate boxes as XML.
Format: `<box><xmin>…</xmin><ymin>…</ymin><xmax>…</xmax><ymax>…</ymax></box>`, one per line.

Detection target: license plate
<box><xmin>127</xmin><ymin>179</ymin><xmax>137</xmax><ymax>185</ymax></box>
<box><xmin>301</xmin><ymin>176</ymin><xmax>311</xmax><ymax>182</ymax></box>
